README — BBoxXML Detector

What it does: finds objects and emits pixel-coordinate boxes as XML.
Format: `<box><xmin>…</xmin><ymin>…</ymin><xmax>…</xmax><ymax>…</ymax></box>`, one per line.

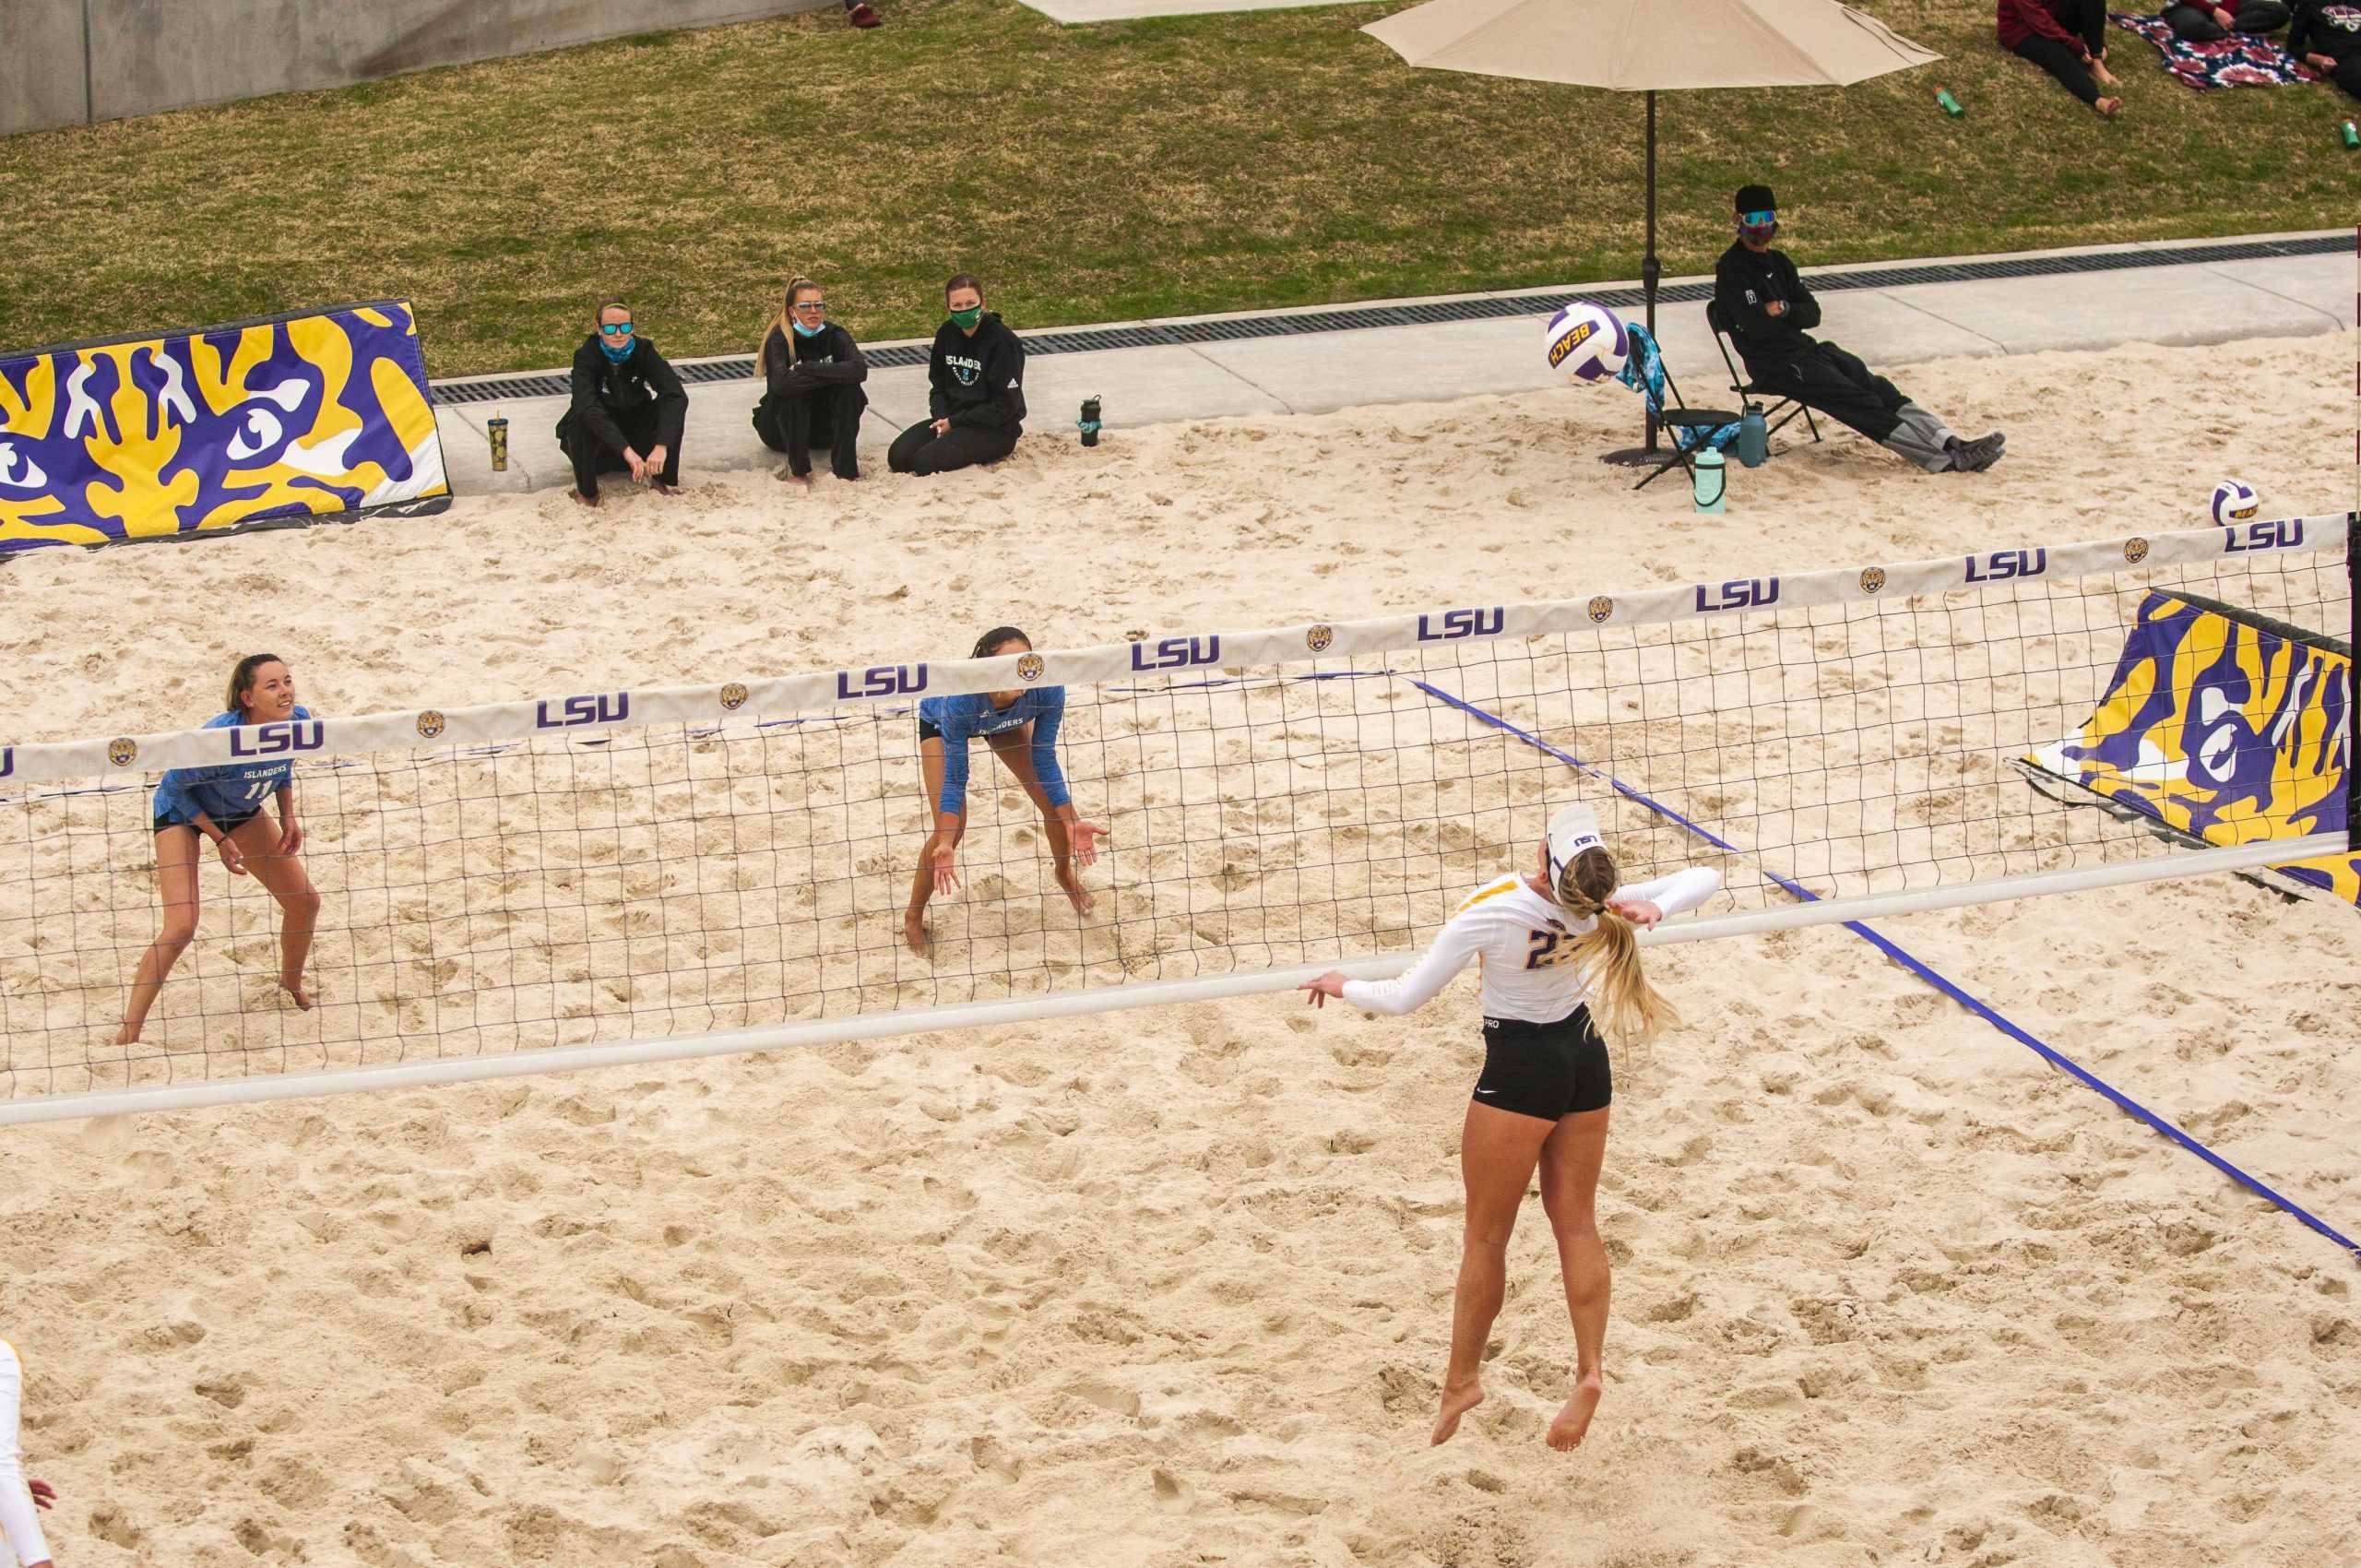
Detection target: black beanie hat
<box><xmin>1736</xmin><ymin>184</ymin><xmax>1776</xmax><ymax>213</ymax></box>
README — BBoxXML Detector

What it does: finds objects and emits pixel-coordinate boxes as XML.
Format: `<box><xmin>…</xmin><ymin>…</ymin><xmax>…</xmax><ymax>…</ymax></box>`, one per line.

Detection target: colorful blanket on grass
<box><xmin>2107</xmin><ymin>11</ymin><xmax>2321</xmax><ymax>89</ymax></box>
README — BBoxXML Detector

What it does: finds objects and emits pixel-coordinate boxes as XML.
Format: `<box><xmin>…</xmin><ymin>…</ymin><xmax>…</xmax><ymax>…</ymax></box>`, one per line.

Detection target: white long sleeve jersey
<box><xmin>1340</xmin><ymin>865</ymin><xmax>1721</xmax><ymax>1021</ymax></box>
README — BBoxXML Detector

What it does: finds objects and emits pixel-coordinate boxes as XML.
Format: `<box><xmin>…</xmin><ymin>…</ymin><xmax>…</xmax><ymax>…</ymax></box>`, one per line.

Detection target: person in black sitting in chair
<box><xmin>1714</xmin><ymin>185</ymin><xmax>2003</xmax><ymax>475</ymax></box>
<box><xmin>556</xmin><ymin>298</ymin><xmax>690</xmax><ymax>508</ymax></box>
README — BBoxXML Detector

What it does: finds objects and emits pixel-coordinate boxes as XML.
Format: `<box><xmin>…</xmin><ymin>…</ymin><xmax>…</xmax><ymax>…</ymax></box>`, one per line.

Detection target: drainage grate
<box><xmin>428</xmin><ymin>232</ymin><xmax>2348</xmax><ymax>407</ymax></box>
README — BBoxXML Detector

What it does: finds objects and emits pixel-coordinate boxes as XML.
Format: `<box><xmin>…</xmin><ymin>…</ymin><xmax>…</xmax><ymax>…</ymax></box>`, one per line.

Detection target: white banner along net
<box><xmin>0</xmin><ymin>516</ymin><xmax>2349</xmax><ymax>1116</ymax></box>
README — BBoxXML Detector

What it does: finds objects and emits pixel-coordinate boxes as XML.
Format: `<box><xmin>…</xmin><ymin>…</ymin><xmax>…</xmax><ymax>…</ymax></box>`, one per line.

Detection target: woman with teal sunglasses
<box><xmin>555</xmin><ymin>297</ymin><xmax>690</xmax><ymax>507</ymax></box>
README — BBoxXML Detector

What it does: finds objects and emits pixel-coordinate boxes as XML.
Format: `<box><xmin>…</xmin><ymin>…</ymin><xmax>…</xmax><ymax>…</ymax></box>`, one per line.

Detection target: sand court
<box><xmin>0</xmin><ymin>329</ymin><xmax>2355</xmax><ymax>1564</ymax></box>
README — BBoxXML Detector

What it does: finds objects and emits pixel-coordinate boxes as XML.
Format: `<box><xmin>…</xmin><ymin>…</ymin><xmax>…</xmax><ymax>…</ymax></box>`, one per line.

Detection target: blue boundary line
<box><xmin>1406</xmin><ymin>677</ymin><xmax>2360</xmax><ymax>1256</ymax></box>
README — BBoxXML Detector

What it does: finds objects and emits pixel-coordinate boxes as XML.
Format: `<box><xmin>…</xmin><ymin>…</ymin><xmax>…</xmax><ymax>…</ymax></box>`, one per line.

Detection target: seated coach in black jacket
<box><xmin>555</xmin><ymin>298</ymin><xmax>690</xmax><ymax>507</ymax></box>
<box><xmin>887</xmin><ymin>274</ymin><xmax>1026</xmax><ymax>477</ymax></box>
<box><xmin>753</xmin><ymin>277</ymin><xmax>870</xmax><ymax>483</ymax></box>
<box><xmin>1714</xmin><ymin>186</ymin><xmax>2003</xmax><ymax>475</ymax></box>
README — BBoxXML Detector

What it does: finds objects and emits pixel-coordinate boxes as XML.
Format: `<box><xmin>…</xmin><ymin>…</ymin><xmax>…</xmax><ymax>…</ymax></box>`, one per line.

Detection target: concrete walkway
<box><xmin>432</xmin><ymin>230</ymin><xmax>2352</xmax><ymax>498</ymax></box>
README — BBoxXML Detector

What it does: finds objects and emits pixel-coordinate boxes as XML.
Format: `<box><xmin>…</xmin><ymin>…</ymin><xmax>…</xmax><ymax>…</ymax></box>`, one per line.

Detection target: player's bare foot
<box><xmin>571</xmin><ymin>489</ymin><xmax>600</xmax><ymax>509</ymax></box>
<box><xmin>1430</xmin><ymin>1380</ymin><xmax>1484</xmax><ymax>1445</ymax></box>
<box><xmin>903</xmin><ymin>909</ymin><xmax>931</xmax><ymax>957</ymax></box>
<box><xmin>280</xmin><ymin>978</ymin><xmax>315</xmax><ymax>1011</ymax></box>
<box><xmin>777</xmin><ymin>467</ymin><xmax>812</xmax><ymax>486</ymax></box>
<box><xmin>1054</xmin><ymin>864</ymin><xmax>1095</xmax><ymax>917</ymax></box>
<box><xmin>1547</xmin><ymin>1372</ymin><xmax>1604</xmax><ymax>1451</ymax></box>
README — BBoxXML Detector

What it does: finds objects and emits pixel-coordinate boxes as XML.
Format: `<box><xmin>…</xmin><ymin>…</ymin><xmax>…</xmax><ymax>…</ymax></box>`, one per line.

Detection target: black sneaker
<box><xmin>1961</xmin><ymin>435</ymin><xmax>2005</xmax><ymax>473</ymax></box>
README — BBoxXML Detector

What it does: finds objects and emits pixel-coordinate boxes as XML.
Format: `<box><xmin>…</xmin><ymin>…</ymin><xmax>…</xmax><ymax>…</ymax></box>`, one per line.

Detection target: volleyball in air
<box><xmin>2210</xmin><ymin>479</ymin><xmax>2260</xmax><ymax>526</ymax></box>
<box><xmin>1543</xmin><ymin>301</ymin><xmax>1627</xmax><ymax>386</ymax></box>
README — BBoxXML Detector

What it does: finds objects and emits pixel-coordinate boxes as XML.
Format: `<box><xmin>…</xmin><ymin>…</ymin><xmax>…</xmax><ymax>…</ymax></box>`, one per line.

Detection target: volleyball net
<box><xmin>1</xmin><ymin>514</ymin><xmax>2351</xmax><ymax>1122</ymax></box>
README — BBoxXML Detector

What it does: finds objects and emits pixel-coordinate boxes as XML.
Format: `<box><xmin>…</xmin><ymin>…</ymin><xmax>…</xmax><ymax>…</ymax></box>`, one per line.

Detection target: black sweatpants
<box><xmin>2310</xmin><ymin>51</ymin><xmax>2361</xmax><ymax>100</ymax></box>
<box><xmin>887</xmin><ymin>419</ymin><xmax>1020</xmax><ymax>476</ymax></box>
<box><xmin>753</xmin><ymin>385</ymin><xmax>867</xmax><ymax>479</ymax></box>
<box><xmin>2011</xmin><ymin>0</ymin><xmax>2106</xmax><ymax>104</ymax></box>
<box><xmin>557</xmin><ymin>403</ymin><xmax>682</xmax><ymax>498</ymax></box>
<box><xmin>2162</xmin><ymin>0</ymin><xmax>2289</xmax><ymax>38</ymax></box>
<box><xmin>1742</xmin><ymin>341</ymin><xmax>1907</xmax><ymax>444</ymax></box>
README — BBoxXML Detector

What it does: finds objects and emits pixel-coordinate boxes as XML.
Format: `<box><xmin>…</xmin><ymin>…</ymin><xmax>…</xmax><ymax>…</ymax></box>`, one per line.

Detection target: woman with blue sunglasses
<box><xmin>555</xmin><ymin>297</ymin><xmax>690</xmax><ymax>507</ymax></box>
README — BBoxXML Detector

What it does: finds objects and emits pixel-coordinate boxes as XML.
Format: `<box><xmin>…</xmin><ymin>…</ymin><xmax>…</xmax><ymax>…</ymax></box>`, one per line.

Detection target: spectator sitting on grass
<box><xmin>753</xmin><ymin>276</ymin><xmax>869</xmax><ymax>485</ymax></box>
<box><xmin>887</xmin><ymin>274</ymin><xmax>1027</xmax><ymax>478</ymax></box>
<box><xmin>556</xmin><ymin>298</ymin><xmax>689</xmax><ymax>509</ymax></box>
<box><xmin>1998</xmin><ymin>0</ymin><xmax>2124</xmax><ymax>116</ymax></box>
<box><xmin>2287</xmin><ymin>0</ymin><xmax>2361</xmax><ymax>97</ymax></box>
<box><xmin>2160</xmin><ymin>0</ymin><xmax>2290</xmax><ymax>40</ymax></box>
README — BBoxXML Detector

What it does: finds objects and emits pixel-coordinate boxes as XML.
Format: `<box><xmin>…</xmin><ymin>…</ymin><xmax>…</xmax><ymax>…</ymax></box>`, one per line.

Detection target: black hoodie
<box><xmin>561</xmin><ymin>334</ymin><xmax>688</xmax><ymax>453</ymax></box>
<box><xmin>759</xmin><ymin>321</ymin><xmax>869</xmax><ymax>399</ymax></box>
<box><xmin>926</xmin><ymin>313</ymin><xmax>1026</xmax><ymax>433</ymax></box>
<box><xmin>1714</xmin><ymin>241</ymin><xmax>1823</xmax><ymax>369</ymax></box>
<box><xmin>2288</xmin><ymin>0</ymin><xmax>2361</xmax><ymax>65</ymax></box>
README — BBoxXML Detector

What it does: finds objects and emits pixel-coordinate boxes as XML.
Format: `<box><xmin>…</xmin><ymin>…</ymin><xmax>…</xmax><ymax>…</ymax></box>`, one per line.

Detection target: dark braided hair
<box><xmin>972</xmin><ymin>625</ymin><xmax>1030</xmax><ymax>659</ymax></box>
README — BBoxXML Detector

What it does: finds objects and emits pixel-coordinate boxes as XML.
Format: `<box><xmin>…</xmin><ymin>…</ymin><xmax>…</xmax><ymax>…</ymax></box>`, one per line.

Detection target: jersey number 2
<box><xmin>1524</xmin><ymin>930</ymin><xmax>1560</xmax><ymax>969</ymax></box>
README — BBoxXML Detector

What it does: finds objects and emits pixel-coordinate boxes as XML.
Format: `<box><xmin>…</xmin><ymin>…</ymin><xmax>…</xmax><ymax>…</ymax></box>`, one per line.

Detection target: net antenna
<box><xmin>2</xmin><ymin>515</ymin><xmax>2351</xmax><ymax>1123</ymax></box>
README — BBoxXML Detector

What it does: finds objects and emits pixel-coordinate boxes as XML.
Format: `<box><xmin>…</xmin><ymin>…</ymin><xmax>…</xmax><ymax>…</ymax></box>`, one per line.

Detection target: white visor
<box><xmin>1546</xmin><ymin>803</ymin><xmax>1605</xmax><ymax>887</ymax></box>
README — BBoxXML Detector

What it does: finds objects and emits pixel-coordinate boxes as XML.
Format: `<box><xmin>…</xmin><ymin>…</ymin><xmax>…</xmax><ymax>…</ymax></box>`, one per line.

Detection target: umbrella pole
<box><xmin>1643</xmin><ymin>89</ymin><xmax>1659</xmax><ymax>451</ymax></box>
<box><xmin>1601</xmin><ymin>89</ymin><xmax>1666</xmax><ymax>469</ymax></box>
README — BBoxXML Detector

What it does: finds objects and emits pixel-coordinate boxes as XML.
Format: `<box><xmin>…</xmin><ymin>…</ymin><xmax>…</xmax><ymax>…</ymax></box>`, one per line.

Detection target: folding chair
<box><xmin>1704</xmin><ymin>297</ymin><xmax>1824</xmax><ymax>454</ymax></box>
<box><xmin>1615</xmin><ymin>324</ymin><xmax>1742</xmax><ymax>493</ymax></box>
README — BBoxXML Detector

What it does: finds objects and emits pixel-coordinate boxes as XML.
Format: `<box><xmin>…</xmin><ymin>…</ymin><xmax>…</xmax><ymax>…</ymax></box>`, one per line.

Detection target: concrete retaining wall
<box><xmin>2</xmin><ymin>0</ymin><xmax>831</xmax><ymax>136</ymax></box>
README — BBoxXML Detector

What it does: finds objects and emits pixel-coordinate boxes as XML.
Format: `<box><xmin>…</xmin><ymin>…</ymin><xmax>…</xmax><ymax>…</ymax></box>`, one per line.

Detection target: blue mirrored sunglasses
<box><xmin>1738</xmin><ymin>210</ymin><xmax>1776</xmax><ymax>228</ymax></box>
<box><xmin>599</xmin><ymin>322</ymin><xmax>635</xmax><ymax>337</ymax></box>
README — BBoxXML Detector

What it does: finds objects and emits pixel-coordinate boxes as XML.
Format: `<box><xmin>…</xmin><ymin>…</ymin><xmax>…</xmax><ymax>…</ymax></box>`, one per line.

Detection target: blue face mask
<box><xmin>792</xmin><ymin>319</ymin><xmax>825</xmax><ymax>338</ymax></box>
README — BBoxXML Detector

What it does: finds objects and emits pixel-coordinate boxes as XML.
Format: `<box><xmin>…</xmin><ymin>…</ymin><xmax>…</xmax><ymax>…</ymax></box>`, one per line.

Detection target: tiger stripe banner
<box><xmin>2024</xmin><ymin>590</ymin><xmax>2356</xmax><ymax>906</ymax></box>
<box><xmin>0</xmin><ymin>300</ymin><xmax>449</xmax><ymax>556</ymax></box>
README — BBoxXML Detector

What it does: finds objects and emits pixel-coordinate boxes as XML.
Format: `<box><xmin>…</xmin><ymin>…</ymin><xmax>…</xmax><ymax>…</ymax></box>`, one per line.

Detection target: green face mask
<box><xmin>949</xmin><ymin>305</ymin><xmax>983</xmax><ymax>329</ymax></box>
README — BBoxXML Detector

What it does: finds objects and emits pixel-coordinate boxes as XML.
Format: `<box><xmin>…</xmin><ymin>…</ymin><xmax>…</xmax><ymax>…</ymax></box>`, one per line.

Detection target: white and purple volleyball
<box><xmin>1543</xmin><ymin>300</ymin><xmax>1627</xmax><ymax>386</ymax></box>
<box><xmin>2210</xmin><ymin>479</ymin><xmax>2260</xmax><ymax>526</ymax></box>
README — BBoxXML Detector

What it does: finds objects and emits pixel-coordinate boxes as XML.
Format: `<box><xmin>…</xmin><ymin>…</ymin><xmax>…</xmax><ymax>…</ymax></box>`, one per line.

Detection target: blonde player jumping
<box><xmin>1301</xmin><ymin>804</ymin><xmax>1718</xmax><ymax>1451</ymax></box>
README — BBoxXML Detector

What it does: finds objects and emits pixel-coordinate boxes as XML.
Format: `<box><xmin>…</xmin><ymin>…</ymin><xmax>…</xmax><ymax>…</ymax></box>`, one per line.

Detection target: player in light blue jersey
<box><xmin>117</xmin><ymin>654</ymin><xmax>324</xmax><ymax>1045</ymax></box>
<box><xmin>903</xmin><ymin>625</ymin><xmax>1109</xmax><ymax>956</ymax></box>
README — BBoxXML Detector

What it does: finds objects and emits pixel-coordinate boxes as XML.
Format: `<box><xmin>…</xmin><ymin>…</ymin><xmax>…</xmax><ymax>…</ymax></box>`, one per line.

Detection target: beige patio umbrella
<box><xmin>1362</xmin><ymin>0</ymin><xmax>1940</xmax><ymax>455</ymax></box>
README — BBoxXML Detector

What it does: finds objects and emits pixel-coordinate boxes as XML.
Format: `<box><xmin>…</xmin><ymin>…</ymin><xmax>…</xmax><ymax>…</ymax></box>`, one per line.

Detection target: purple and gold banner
<box><xmin>0</xmin><ymin>300</ymin><xmax>448</xmax><ymax>556</ymax></box>
<box><xmin>2025</xmin><ymin>591</ymin><xmax>2355</xmax><ymax>905</ymax></box>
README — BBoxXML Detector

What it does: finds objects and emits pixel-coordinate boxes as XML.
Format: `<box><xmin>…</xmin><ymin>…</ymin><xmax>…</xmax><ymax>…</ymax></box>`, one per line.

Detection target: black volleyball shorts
<box><xmin>1473</xmin><ymin>1005</ymin><xmax>1612</xmax><ymax>1122</ymax></box>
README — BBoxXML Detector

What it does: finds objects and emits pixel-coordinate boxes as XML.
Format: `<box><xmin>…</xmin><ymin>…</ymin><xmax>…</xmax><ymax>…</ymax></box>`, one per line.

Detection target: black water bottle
<box><xmin>1079</xmin><ymin>396</ymin><xmax>1102</xmax><ymax>447</ymax></box>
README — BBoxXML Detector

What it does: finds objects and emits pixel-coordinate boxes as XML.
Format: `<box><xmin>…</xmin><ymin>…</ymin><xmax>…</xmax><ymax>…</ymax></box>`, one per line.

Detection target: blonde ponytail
<box><xmin>758</xmin><ymin>277</ymin><xmax>821</xmax><ymax>370</ymax></box>
<box><xmin>1554</xmin><ymin>845</ymin><xmax>1679</xmax><ymax>1042</ymax></box>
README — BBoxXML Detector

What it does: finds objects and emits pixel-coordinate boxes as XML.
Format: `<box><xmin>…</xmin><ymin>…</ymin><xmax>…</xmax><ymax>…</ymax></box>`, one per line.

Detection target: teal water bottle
<box><xmin>1737</xmin><ymin>404</ymin><xmax>1767</xmax><ymax>469</ymax></box>
<box><xmin>1935</xmin><ymin>89</ymin><xmax>1964</xmax><ymax>117</ymax></box>
<box><xmin>1691</xmin><ymin>446</ymin><xmax>1726</xmax><ymax>514</ymax></box>
<box><xmin>2343</xmin><ymin>121</ymin><xmax>2359</xmax><ymax>150</ymax></box>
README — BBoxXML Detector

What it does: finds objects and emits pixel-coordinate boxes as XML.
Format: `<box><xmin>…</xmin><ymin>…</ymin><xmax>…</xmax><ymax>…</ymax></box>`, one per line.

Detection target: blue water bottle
<box><xmin>1737</xmin><ymin>403</ymin><xmax>1767</xmax><ymax>469</ymax></box>
<box><xmin>1691</xmin><ymin>446</ymin><xmax>1726</xmax><ymax>514</ymax></box>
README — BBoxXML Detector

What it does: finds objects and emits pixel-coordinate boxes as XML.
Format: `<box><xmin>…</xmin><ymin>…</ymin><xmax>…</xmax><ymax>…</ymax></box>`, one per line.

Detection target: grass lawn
<box><xmin>0</xmin><ymin>0</ymin><xmax>2349</xmax><ymax>377</ymax></box>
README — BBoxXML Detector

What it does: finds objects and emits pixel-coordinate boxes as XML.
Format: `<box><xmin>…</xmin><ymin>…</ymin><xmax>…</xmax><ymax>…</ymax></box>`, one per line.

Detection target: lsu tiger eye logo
<box><xmin>1586</xmin><ymin>596</ymin><xmax>1613</xmax><ymax>624</ymax></box>
<box><xmin>2123</xmin><ymin>537</ymin><xmax>2150</xmax><ymax>564</ymax></box>
<box><xmin>108</xmin><ymin>737</ymin><xmax>138</xmax><ymax>767</ymax></box>
<box><xmin>1306</xmin><ymin>624</ymin><xmax>1335</xmax><ymax>653</ymax></box>
<box><xmin>1015</xmin><ymin>653</ymin><xmax>1046</xmax><ymax>683</ymax></box>
<box><xmin>1859</xmin><ymin>566</ymin><xmax>1887</xmax><ymax>595</ymax></box>
<box><xmin>415</xmin><ymin>710</ymin><xmax>445</xmax><ymax>740</ymax></box>
<box><xmin>719</xmin><ymin>683</ymin><xmax>750</xmax><ymax>712</ymax></box>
